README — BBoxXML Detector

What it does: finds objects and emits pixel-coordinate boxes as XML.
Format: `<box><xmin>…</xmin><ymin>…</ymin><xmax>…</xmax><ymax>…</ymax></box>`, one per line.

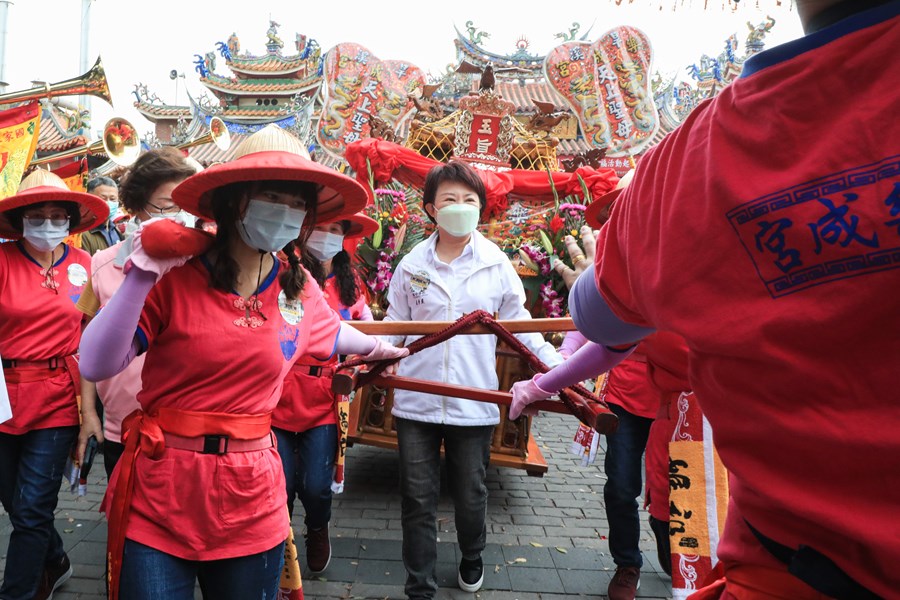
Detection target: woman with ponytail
<box><xmin>274</xmin><ymin>213</ymin><xmax>377</xmax><ymax>574</ymax></box>
<box><xmin>78</xmin><ymin>125</ymin><xmax>407</xmax><ymax>600</ymax></box>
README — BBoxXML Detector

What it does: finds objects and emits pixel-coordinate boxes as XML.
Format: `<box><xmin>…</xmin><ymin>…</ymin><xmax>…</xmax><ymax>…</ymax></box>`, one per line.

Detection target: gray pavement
<box><xmin>1</xmin><ymin>412</ymin><xmax>672</xmax><ymax>599</ymax></box>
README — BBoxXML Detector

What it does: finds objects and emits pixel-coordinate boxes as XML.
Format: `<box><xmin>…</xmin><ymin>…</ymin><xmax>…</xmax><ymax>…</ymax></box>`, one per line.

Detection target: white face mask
<box><xmin>237</xmin><ymin>198</ymin><xmax>306</xmax><ymax>252</ymax></box>
<box><xmin>23</xmin><ymin>218</ymin><xmax>70</xmax><ymax>252</ymax></box>
<box><xmin>435</xmin><ymin>204</ymin><xmax>480</xmax><ymax>237</ymax></box>
<box><xmin>146</xmin><ymin>209</ymin><xmax>185</xmax><ymax>222</ymax></box>
<box><xmin>306</xmin><ymin>230</ymin><xmax>344</xmax><ymax>262</ymax></box>
<box><xmin>124</xmin><ymin>218</ymin><xmax>139</xmax><ymax>237</ymax></box>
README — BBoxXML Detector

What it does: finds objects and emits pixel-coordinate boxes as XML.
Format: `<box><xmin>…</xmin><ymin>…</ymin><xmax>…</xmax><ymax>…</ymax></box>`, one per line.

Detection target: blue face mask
<box><xmin>305</xmin><ymin>230</ymin><xmax>344</xmax><ymax>262</ymax></box>
<box><xmin>237</xmin><ymin>198</ymin><xmax>307</xmax><ymax>252</ymax></box>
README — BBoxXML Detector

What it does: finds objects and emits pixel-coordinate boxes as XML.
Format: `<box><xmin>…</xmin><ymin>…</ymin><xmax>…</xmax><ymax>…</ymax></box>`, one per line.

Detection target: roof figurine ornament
<box><xmin>408</xmin><ymin>83</ymin><xmax>445</xmax><ymax>123</ymax></box>
<box><xmin>525</xmin><ymin>99</ymin><xmax>569</xmax><ymax>136</ymax></box>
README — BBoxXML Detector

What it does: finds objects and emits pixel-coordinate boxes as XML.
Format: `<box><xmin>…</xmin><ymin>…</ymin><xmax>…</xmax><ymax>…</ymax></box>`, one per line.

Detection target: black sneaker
<box><xmin>457</xmin><ymin>556</ymin><xmax>484</xmax><ymax>593</ymax></box>
<box><xmin>34</xmin><ymin>553</ymin><xmax>73</xmax><ymax>600</ymax></box>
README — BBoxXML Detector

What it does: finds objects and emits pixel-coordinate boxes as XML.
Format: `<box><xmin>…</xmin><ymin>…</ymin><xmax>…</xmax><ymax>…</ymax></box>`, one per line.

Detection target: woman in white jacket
<box><xmin>383</xmin><ymin>161</ymin><xmax>562</xmax><ymax>599</ymax></box>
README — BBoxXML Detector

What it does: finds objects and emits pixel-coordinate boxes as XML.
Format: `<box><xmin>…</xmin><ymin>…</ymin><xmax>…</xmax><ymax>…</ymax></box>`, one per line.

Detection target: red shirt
<box><xmin>601</xmin><ymin>345</ymin><xmax>657</xmax><ymax>419</ymax></box>
<box><xmin>273</xmin><ymin>273</ymin><xmax>369</xmax><ymax>432</ymax></box>
<box><xmin>0</xmin><ymin>242</ymin><xmax>89</xmax><ymax>434</ymax></box>
<box><xmin>123</xmin><ymin>257</ymin><xmax>340</xmax><ymax>561</ymax></box>
<box><xmin>595</xmin><ymin>7</ymin><xmax>900</xmax><ymax>595</ymax></box>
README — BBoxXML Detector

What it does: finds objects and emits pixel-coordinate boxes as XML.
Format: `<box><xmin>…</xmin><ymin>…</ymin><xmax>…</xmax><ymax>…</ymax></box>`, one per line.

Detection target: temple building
<box><xmin>125</xmin><ymin>17</ymin><xmax>777</xmax><ymax>172</ymax></box>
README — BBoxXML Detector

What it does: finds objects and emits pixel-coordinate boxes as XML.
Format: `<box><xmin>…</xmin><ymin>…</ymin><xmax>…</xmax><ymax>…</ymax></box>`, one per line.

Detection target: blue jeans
<box><xmin>274</xmin><ymin>424</ymin><xmax>337</xmax><ymax>529</ymax></box>
<box><xmin>119</xmin><ymin>538</ymin><xmax>285</xmax><ymax>600</ymax></box>
<box><xmin>604</xmin><ymin>402</ymin><xmax>653</xmax><ymax>569</ymax></box>
<box><xmin>396</xmin><ymin>417</ymin><xmax>494</xmax><ymax>599</ymax></box>
<box><xmin>0</xmin><ymin>426</ymin><xmax>78</xmax><ymax>600</ymax></box>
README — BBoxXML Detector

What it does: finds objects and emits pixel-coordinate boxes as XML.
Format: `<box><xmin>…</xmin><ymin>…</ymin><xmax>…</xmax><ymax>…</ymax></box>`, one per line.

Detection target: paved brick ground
<box><xmin>1</xmin><ymin>412</ymin><xmax>672</xmax><ymax>599</ymax></box>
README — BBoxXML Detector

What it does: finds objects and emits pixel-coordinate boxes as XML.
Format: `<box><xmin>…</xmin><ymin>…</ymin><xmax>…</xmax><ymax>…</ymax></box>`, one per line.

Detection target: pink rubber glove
<box><xmin>509</xmin><ymin>373</ymin><xmax>552</xmax><ymax>420</ymax></box>
<box><xmin>362</xmin><ymin>338</ymin><xmax>408</xmax><ymax>375</ymax></box>
<box><xmin>336</xmin><ymin>323</ymin><xmax>409</xmax><ymax>375</ymax></box>
<box><xmin>509</xmin><ymin>373</ymin><xmax>553</xmax><ymax>419</ymax></box>
<box><xmin>363</xmin><ymin>338</ymin><xmax>409</xmax><ymax>362</ymax></box>
<box><xmin>123</xmin><ymin>219</ymin><xmax>192</xmax><ymax>280</ymax></box>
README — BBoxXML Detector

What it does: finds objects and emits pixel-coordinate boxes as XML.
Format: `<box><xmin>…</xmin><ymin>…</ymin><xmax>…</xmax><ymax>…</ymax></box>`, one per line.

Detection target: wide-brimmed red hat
<box><xmin>324</xmin><ymin>212</ymin><xmax>379</xmax><ymax>239</ymax></box>
<box><xmin>172</xmin><ymin>124</ymin><xmax>367</xmax><ymax>224</ymax></box>
<box><xmin>0</xmin><ymin>170</ymin><xmax>109</xmax><ymax>239</ymax></box>
<box><xmin>584</xmin><ymin>169</ymin><xmax>634</xmax><ymax>228</ymax></box>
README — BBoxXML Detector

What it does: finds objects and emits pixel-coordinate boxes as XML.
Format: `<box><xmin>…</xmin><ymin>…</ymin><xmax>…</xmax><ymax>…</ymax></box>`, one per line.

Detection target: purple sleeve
<box><xmin>569</xmin><ymin>265</ymin><xmax>655</xmax><ymax>346</ymax></box>
<box><xmin>537</xmin><ymin>342</ymin><xmax>635</xmax><ymax>393</ymax></box>
<box><xmin>559</xmin><ymin>330</ymin><xmax>588</xmax><ymax>358</ymax></box>
<box><xmin>79</xmin><ymin>268</ymin><xmax>156</xmax><ymax>382</ymax></box>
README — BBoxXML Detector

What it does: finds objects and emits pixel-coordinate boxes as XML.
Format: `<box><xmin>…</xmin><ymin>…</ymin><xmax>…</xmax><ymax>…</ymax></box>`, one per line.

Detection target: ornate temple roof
<box><xmin>135</xmin><ymin>102</ymin><xmax>192</xmax><ymax>121</ymax></box>
<box><xmin>36</xmin><ymin>102</ymin><xmax>88</xmax><ymax>154</ymax></box>
<box><xmin>200</xmin><ymin>72</ymin><xmax>320</xmax><ymax>96</ymax></box>
<box><xmin>227</xmin><ymin>54</ymin><xmax>313</xmax><ymax>75</ymax></box>
<box><xmin>125</xmin><ymin>17</ymin><xmax>778</xmax><ymax>172</ymax></box>
<box><xmin>451</xmin><ymin>21</ymin><xmax>592</xmax><ymax>84</ymax></box>
<box><xmin>187</xmin><ymin>132</ymin><xmax>248</xmax><ymax>165</ymax></box>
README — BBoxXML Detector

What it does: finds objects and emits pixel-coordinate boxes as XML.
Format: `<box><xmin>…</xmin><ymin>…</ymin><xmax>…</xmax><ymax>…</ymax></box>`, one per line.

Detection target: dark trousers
<box><xmin>273</xmin><ymin>424</ymin><xmax>337</xmax><ymax>529</ymax></box>
<box><xmin>396</xmin><ymin>417</ymin><xmax>494</xmax><ymax>599</ymax></box>
<box><xmin>604</xmin><ymin>403</ymin><xmax>653</xmax><ymax>569</ymax></box>
<box><xmin>102</xmin><ymin>439</ymin><xmax>125</xmax><ymax>480</ymax></box>
<box><xmin>119</xmin><ymin>539</ymin><xmax>284</xmax><ymax>599</ymax></box>
<box><xmin>0</xmin><ymin>426</ymin><xmax>78</xmax><ymax>600</ymax></box>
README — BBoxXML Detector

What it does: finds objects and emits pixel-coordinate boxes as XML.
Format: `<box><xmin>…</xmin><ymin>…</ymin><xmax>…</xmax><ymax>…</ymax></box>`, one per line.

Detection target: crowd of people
<box><xmin>1</xmin><ymin>1</ymin><xmax>897</xmax><ymax>599</ymax></box>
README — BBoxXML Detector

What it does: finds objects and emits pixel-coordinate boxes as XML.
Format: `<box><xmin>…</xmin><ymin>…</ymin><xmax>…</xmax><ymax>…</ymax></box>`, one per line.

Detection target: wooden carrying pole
<box><xmin>344</xmin><ymin>317</ymin><xmax>575</xmax><ymax>336</ymax></box>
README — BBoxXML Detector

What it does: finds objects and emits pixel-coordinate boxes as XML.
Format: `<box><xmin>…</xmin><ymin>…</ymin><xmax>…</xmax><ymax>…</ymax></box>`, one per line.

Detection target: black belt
<box><xmin>292</xmin><ymin>364</ymin><xmax>335</xmax><ymax>377</ymax></box>
<box><xmin>2</xmin><ymin>357</ymin><xmax>63</xmax><ymax>369</ymax></box>
<box><xmin>745</xmin><ymin>520</ymin><xmax>881</xmax><ymax>599</ymax></box>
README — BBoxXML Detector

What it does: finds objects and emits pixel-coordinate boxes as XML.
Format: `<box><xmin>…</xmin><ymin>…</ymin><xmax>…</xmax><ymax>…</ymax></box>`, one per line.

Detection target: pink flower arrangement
<box><xmin>540</xmin><ymin>281</ymin><xmax>565</xmax><ymax>318</ymax></box>
<box><xmin>356</xmin><ymin>186</ymin><xmax>428</xmax><ymax>304</ymax></box>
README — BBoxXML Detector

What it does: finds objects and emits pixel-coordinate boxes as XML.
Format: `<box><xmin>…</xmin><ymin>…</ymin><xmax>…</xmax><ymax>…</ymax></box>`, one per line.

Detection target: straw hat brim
<box><xmin>583</xmin><ymin>188</ymin><xmax>622</xmax><ymax>229</ymax></box>
<box><xmin>324</xmin><ymin>212</ymin><xmax>379</xmax><ymax>239</ymax></box>
<box><xmin>172</xmin><ymin>151</ymin><xmax>368</xmax><ymax>224</ymax></box>
<box><xmin>0</xmin><ymin>186</ymin><xmax>109</xmax><ymax>239</ymax></box>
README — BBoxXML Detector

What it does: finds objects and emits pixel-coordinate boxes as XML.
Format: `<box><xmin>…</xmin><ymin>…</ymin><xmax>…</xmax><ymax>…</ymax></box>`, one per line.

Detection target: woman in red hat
<box><xmin>79</xmin><ymin>125</ymin><xmax>407</xmax><ymax>600</ymax></box>
<box><xmin>0</xmin><ymin>169</ymin><xmax>108</xmax><ymax>600</ymax></box>
<box><xmin>274</xmin><ymin>212</ymin><xmax>377</xmax><ymax>574</ymax></box>
<box><xmin>75</xmin><ymin>146</ymin><xmax>200</xmax><ymax>479</ymax></box>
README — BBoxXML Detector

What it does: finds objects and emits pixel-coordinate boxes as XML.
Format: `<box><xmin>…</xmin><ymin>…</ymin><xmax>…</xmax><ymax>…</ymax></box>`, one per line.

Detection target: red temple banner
<box><xmin>544</xmin><ymin>26</ymin><xmax>658</xmax><ymax>157</ymax></box>
<box><xmin>317</xmin><ymin>42</ymin><xmax>425</xmax><ymax>159</ymax></box>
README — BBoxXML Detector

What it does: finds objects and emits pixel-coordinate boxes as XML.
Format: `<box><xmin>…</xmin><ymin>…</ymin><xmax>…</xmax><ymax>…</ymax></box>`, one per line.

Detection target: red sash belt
<box><xmin>106</xmin><ymin>408</ymin><xmax>273</xmax><ymax>600</ymax></box>
<box><xmin>3</xmin><ymin>355</ymin><xmax>80</xmax><ymax>387</ymax></box>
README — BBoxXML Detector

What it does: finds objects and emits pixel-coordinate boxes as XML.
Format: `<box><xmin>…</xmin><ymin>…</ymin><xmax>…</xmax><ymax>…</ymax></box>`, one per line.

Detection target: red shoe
<box><xmin>34</xmin><ymin>554</ymin><xmax>73</xmax><ymax>600</ymax></box>
<box><xmin>306</xmin><ymin>525</ymin><xmax>332</xmax><ymax>573</ymax></box>
<box><xmin>608</xmin><ymin>566</ymin><xmax>641</xmax><ymax>600</ymax></box>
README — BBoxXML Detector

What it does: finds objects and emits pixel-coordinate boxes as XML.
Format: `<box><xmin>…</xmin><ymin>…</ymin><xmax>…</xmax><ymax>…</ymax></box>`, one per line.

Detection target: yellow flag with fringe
<box><xmin>0</xmin><ymin>101</ymin><xmax>41</xmax><ymax>199</ymax></box>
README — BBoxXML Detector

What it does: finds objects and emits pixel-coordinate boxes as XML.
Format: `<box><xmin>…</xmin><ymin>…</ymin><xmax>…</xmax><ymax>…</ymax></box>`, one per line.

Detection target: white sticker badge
<box><xmin>410</xmin><ymin>270</ymin><xmax>431</xmax><ymax>298</ymax></box>
<box><xmin>67</xmin><ymin>263</ymin><xmax>88</xmax><ymax>287</ymax></box>
<box><xmin>277</xmin><ymin>290</ymin><xmax>304</xmax><ymax>325</ymax></box>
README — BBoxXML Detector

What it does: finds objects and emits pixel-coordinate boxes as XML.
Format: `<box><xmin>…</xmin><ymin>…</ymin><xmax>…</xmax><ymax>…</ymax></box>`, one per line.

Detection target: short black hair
<box><xmin>5</xmin><ymin>201</ymin><xmax>82</xmax><ymax>233</ymax></box>
<box><xmin>422</xmin><ymin>161</ymin><xmax>487</xmax><ymax>223</ymax></box>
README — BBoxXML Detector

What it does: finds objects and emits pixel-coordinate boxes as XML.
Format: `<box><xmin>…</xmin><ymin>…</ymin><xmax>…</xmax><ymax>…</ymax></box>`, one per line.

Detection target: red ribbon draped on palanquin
<box><xmin>344</xmin><ymin>138</ymin><xmax>618</xmax><ymax>218</ymax></box>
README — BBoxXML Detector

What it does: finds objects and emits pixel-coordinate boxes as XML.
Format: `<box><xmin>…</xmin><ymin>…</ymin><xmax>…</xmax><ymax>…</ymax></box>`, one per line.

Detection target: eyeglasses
<box><xmin>24</xmin><ymin>216</ymin><xmax>70</xmax><ymax>227</ymax></box>
<box><xmin>145</xmin><ymin>201</ymin><xmax>181</xmax><ymax>215</ymax></box>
